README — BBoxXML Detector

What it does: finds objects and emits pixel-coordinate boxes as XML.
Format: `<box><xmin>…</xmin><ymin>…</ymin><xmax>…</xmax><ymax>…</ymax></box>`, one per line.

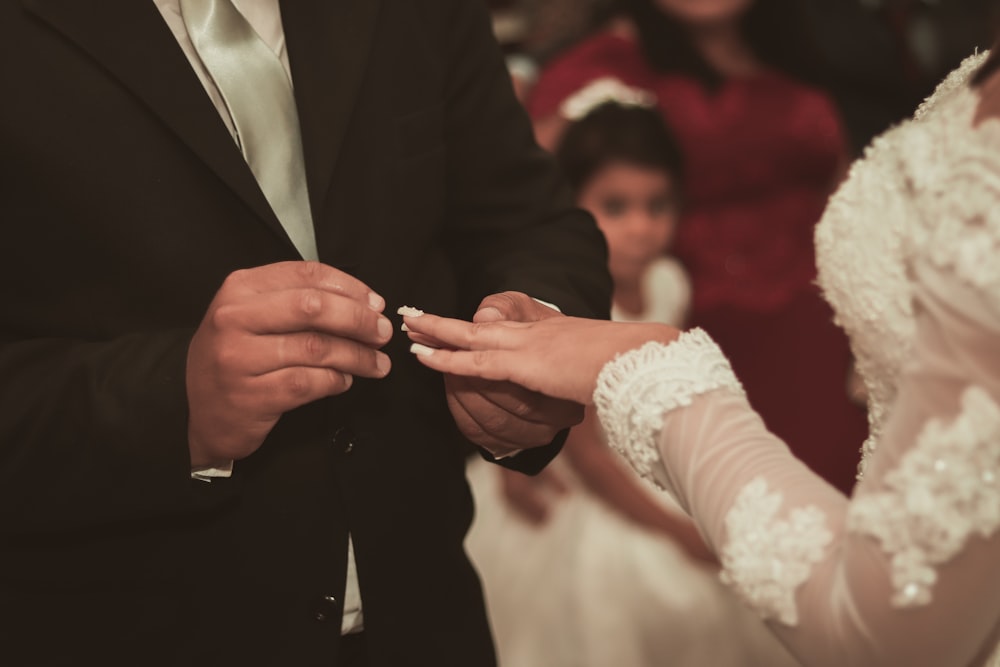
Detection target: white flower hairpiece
<box><xmin>559</xmin><ymin>77</ymin><xmax>657</xmax><ymax>121</ymax></box>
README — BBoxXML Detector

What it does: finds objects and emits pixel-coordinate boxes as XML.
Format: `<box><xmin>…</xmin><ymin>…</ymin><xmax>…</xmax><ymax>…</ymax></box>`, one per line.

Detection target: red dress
<box><xmin>530</xmin><ymin>32</ymin><xmax>868</xmax><ymax>494</ymax></box>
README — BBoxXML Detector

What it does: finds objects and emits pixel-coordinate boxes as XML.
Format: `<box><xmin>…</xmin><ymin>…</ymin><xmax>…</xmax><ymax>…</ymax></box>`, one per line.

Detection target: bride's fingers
<box><xmin>399</xmin><ymin>314</ymin><xmax>452</xmax><ymax>349</ymax></box>
<box><xmin>401</xmin><ymin>313</ymin><xmax>467</xmax><ymax>349</ymax></box>
<box><xmin>404</xmin><ymin>330</ymin><xmax>451</xmax><ymax>350</ymax></box>
<box><xmin>402</xmin><ymin>313</ymin><xmax>528</xmax><ymax>351</ymax></box>
<box><xmin>409</xmin><ymin>346</ymin><xmax>518</xmax><ymax>384</ymax></box>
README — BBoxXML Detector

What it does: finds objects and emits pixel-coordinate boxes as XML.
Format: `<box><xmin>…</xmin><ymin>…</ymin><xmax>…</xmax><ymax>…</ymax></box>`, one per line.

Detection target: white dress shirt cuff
<box><xmin>191</xmin><ymin>461</ymin><xmax>234</xmax><ymax>482</ymax></box>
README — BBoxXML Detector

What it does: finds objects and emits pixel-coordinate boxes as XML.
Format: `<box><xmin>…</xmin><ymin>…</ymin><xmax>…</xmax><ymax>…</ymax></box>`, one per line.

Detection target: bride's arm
<box><xmin>402</xmin><ymin>227</ymin><xmax>1000</xmax><ymax>666</ymax></box>
<box><xmin>403</xmin><ymin>52</ymin><xmax>1000</xmax><ymax>662</ymax></box>
<box><xmin>561</xmin><ymin>409</ymin><xmax>715</xmax><ymax>563</ymax></box>
<box><xmin>596</xmin><ymin>264</ymin><xmax>1000</xmax><ymax>666</ymax></box>
<box><xmin>403</xmin><ymin>270</ymin><xmax>1000</xmax><ymax>666</ymax></box>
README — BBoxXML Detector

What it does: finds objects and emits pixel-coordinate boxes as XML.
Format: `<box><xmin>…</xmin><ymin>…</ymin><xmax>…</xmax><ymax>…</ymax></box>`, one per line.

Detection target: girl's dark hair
<box><xmin>620</xmin><ymin>0</ymin><xmax>829</xmax><ymax>90</ymax></box>
<box><xmin>555</xmin><ymin>101</ymin><xmax>684</xmax><ymax>192</ymax></box>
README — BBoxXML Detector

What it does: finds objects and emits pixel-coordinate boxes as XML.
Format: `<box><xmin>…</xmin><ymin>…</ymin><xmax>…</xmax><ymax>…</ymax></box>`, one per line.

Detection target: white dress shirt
<box><xmin>152</xmin><ymin>0</ymin><xmax>364</xmax><ymax>635</ymax></box>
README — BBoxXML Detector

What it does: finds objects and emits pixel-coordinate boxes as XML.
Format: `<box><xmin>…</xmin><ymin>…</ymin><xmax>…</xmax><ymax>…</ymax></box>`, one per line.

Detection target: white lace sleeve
<box><xmin>594</xmin><ymin>328</ymin><xmax>743</xmax><ymax>497</ymax></box>
<box><xmin>593</xmin><ymin>56</ymin><xmax>1000</xmax><ymax>666</ymax></box>
<box><xmin>593</xmin><ymin>272</ymin><xmax>1000</xmax><ymax>667</ymax></box>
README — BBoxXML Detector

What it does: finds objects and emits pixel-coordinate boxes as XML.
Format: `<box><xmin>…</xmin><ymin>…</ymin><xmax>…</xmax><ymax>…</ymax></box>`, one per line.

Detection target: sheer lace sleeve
<box><xmin>598</xmin><ymin>271</ymin><xmax>1000</xmax><ymax>666</ymax></box>
<box><xmin>596</xmin><ymin>61</ymin><xmax>1000</xmax><ymax>665</ymax></box>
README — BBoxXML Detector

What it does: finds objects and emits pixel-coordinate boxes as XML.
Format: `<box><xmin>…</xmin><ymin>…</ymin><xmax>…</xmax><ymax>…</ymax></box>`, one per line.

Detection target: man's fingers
<box><xmin>231</xmin><ymin>332</ymin><xmax>391</xmax><ymax>378</ymax></box>
<box><xmin>474</xmin><ymin>292</ymin><xmax>522</xmax><ymax>321</ymax></box>
<box><xmin>475</xmin><ymin>291</ymin><xmax>560</xmax><ymax>323</ymax></box>
<box><xmin>447</xmin><ymin>384</ymin><xmax>558</xmax><ymax>450</ymax></box>
<box><xmin>224</xmin><ymin>261</ymin><xmax>385</xmax><ymax>311</ymax></box>
<box><xmin>473</xmin><ymin>306</ymin><xmax>504</xmax><ymax>323</ymax></box>
<box><xmin>216</xmin><ymin>289</ymin><xmax>392</xmax><ymax>346</ymax></box>
<box><xmin>248</xmin><ymin>366</ymin><xmax>355</xmax><ymax>414</ymax></box>
<box><xmin>459</xmin><ymin>376</ymin><xmax>580</xmax><ymax>426</ymax></box>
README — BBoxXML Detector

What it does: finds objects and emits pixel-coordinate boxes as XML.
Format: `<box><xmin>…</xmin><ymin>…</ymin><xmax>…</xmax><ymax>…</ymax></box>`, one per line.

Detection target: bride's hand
<box><xmin>403</xmin><ymin>313</ymin><xmax>679</xmax><ymax>405</ymax></box>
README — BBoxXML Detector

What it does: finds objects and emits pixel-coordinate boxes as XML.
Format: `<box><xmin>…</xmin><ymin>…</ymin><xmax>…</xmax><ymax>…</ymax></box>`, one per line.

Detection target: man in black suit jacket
<box><xmin>0</xmin><ymin>0</ymin><xmax>610</xmax><ymax>665</ymax></box>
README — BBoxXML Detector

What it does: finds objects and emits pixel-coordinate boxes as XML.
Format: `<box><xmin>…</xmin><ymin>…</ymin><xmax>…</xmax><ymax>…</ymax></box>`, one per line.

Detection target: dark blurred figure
<box><xmin>803</xmin><ymin>0</ymin><xmax>1000</xmax><ymax>152</ymax></box>
<box><xmin>489</xmin><ymin>0</ymin><xmax>617</xmax><ymax>102</ymax></box>
<box><xmin>490</xmin><ymin>0</ymin><xmax>615</xmax><ymax>61</ymax></box>
<box><xmin>494</xmin><ymin>0</ymin><xmax>997</xmax><ymax>149</ymax></box>
<box><xmin>873</xmin><ymin>0</ymin><xmax>999</xmax><ymax>93</ymax></box>
<box><xmin>800</xmin><ymin>0</ymin><xmax>913</xmax><ymax>153</ymax></box>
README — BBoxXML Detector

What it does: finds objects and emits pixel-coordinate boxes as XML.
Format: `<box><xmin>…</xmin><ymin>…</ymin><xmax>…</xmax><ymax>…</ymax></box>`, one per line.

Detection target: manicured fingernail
<box><xmin>376</xmin><ymin>352</ymin><xmax>391</xmax><ymax>375</ymax></box>
<box><xmin>401</xmin><ymin>323</ymin><xmax>410</xmax><ymax>332</ymax></box>
<box><xmin>369</xmin><ymin>292</ymin><xmax>385</xmax><ymax>311</ymax></box>
<box><xmin>410</xmin><ymin>343</ymin><xmax>435</xmax><ymax>357</ymax></box>
<box><xmin>377</xmin><ymin>317</ymin><xmax>392</xmax><ymax>339</ymax></box>
<box><xmin>397</xmin><ymin>306</ymin><xmax>424</xmax><ymax>317</ymax></box>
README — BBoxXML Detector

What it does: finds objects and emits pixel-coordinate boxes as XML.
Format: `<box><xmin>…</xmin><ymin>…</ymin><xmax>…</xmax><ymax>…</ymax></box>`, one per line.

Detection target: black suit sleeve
<box><xmin>0</xmin><ymin>332</ymin><xmax>233</xmax><ymax>534</ymax></box>
<box><xmin>434</xmin><ymin>0</ymin><xmax>613</xmax><ymax>474</ymax></box>
<box><xmin>437</xmin><ymin>0</ymin><xmax>613</xmax><ymax>321</ymax></box>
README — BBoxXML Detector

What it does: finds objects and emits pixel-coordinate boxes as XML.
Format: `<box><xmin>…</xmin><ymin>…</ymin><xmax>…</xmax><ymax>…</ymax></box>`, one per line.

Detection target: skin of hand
<box><xmin>414</xmin><ymin>312</ymin><xmax>714</xmax><ymax>562</ymax></box>
<box><xmin>438</xmin><ymin>292</ymin><xmax>587</xmax><ymax>455</ymax></box>
<box><xmin>974</xmin><ymin>60</ymin><xmax>1000</xmax><ymax>127</ymax></box>
<box><xmin>186</xmin><ymin>261</ymin><xmax>392</xmax><ymax>467</ymax></box>
<box><xmin>498</xmin><ymin>465</ymin><xmax>570</xmax><ymax>526</ymax></box>
<box><xmin>404</xmin><ymin>312</ymin><xmax>678</xmax><ymax>405</ymax></box>
<box><xmin>532</xmin><ymin>113</ymin><xmax>570</xmax><ymax>153</ymax></box>
<box><xmin>846</xmin><ymin>360</ymin><xmax>868</xmax><ymax>407</ymax></box>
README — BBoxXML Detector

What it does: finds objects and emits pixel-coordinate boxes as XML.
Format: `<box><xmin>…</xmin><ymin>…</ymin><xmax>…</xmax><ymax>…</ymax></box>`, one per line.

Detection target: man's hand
<box><xmin>186</xmin><ymin>261</ymin><xmax>392</xmax><ymax>467</ymax></box>
<box><xmin>444</xmin><ymin>292</ymin><xmax>583</xmax><ymax>455</ymax></box>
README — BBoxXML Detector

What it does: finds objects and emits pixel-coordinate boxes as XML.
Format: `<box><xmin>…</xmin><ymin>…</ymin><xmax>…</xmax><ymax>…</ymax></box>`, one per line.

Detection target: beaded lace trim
<box><xmin>848</xmin><ymin>386</ymin><xmax>1000</xmax><ymax>607</ymax></box>
<box><xmin>593</xmin><ymin>328</ymin><xmax>744</xmax><ymax>487</ymax></box>
<box><xmin>720</xmin><ymin>478</ymin><xmax>832</xmax><ymax>626</ymax></box>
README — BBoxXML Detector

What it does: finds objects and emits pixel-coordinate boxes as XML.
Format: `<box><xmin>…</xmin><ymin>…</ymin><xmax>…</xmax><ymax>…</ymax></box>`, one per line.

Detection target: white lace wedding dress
<box><xmin>597</xmin><ymin>52</ymin><xmax>1000</xmax><ymax>667</ymax></box>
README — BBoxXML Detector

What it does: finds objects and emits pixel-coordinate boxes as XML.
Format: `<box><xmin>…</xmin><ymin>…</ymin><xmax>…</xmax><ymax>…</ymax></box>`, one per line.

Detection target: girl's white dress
<box><xmin>466</xmin><ymin>256</ymin><xmax>797</xmax><ymax>666</ymax></box>
<box><xmin>596</xmin><ymin>52</ymin><xmax>1000</xmax><ymax>666</ymax></box>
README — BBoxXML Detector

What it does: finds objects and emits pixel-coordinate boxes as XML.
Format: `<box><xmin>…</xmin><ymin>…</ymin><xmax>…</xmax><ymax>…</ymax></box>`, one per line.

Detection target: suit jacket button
<box><xmin>311</xmin><ymin>595</ymin><xmax>339</xmax><ymax>622</ymax></box>
<box><xmin>334</xmin><ymin>427</ymin><xmax>356</xmax><ymax>454</ymax></box>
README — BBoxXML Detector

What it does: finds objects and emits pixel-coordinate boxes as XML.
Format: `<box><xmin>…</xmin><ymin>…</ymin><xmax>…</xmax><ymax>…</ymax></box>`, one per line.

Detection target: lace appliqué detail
<box><xmin>918</xmin><ymin>155</ymin><xmax>1000</xmax><ymax>318</ymax></box>
<box><xmin>720</xmin><ymin>478</ymin><xmax>832</xmax><ymax>626</ymax></box>
<box><xmin>848</xmin><ymin>386</ymin><xmax>1000</xmax><ymax>607</ymax></box>
<box><xmin>594</xmin><ymin>328</ymin><xmax>743</xmax><ymax>488</ymax></box>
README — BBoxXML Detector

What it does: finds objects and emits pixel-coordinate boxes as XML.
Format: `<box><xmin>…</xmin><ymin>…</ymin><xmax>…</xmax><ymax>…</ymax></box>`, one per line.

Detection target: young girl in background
<box><xmin>559</xmin><ymin>82</ymin><xmax>691</xmax><ymax>329</ymax></box>
<box><xmin>465</xmin><ymin>81</ymin><xmax>795</xmax><ymax>667</ymax></box>
<box><xmin>528</xmin><ymin>0</ymin><xmax>868</xmax><ymax>496</ymax></box>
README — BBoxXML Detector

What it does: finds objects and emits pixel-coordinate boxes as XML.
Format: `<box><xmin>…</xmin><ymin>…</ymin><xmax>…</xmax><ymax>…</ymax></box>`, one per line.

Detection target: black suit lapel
<box><xmin>280</xmin><ymin>0</ymin><xmax>382</xmax><ymax>223</ymax></box>
<box><xmin>22</xmin><ymin>0</ymin><xmax>299</xmax><ymax>256</ymax></box>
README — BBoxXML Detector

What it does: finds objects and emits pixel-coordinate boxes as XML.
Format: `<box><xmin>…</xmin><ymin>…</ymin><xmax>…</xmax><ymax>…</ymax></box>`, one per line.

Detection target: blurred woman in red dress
<box><xmin>528</xmin><ymin>0</ymin><xmax>868</xmax><ymax>494</ymax></box>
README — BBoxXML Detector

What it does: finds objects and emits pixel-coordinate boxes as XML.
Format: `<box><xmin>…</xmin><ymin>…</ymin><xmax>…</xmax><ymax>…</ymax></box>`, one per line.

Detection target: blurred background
<box><xmin>466</xmin><ymin>3</ymin><xmax>1000</xmax><ymax>666</ymax></box>
<box><xmin>489</xmin><ymin>0</ymin><xmax>1000</xmax><ymax>152</ymax></box>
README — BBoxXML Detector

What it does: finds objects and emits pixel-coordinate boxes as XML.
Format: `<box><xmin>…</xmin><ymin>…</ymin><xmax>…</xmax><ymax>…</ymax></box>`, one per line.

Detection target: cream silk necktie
<box><xmin>180</xmin><ymin>0</ymin><xmax>318</xmax><ymax>261</ymax></box>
